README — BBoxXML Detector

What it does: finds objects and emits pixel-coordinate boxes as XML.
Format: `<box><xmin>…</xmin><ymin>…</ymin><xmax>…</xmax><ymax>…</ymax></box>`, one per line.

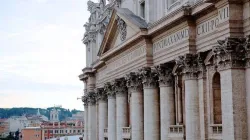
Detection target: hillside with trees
<box><xmin>0</xmin><ymin>107</ymin><xmax>83</xmax><ymax>121</ymax></box>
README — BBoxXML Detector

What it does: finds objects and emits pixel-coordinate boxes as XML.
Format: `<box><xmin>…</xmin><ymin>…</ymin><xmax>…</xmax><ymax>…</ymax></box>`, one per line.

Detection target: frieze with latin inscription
<box><xmin>197</xmin><ymin>5</ymin><xmax>229</xmax><ymax>37</ymax></box>
<box><xmin>153</xmin><ymin>27</ymin><xmax>189</xmax><ymax>53</ymax></box>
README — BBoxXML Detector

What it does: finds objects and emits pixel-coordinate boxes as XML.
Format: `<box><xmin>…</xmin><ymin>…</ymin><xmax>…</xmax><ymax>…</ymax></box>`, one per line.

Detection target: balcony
<box><xmin>209</xmin><ymin>124</ymin><xmax>222</xmax><ymax>140</ymax></box>
<box><xmin>168</xmin><ymin>125</ymin><xmax>184</xmax><ymax>139</ymax></box>
<box><xmin>104</xmin><ymin>128</ymin><xmax>108</xmax><ymax>138</ymax></box>
<box><xmin>122</xmin><ymin>127</ymin><xmax>131</xmax><ymax>139</ymax></box>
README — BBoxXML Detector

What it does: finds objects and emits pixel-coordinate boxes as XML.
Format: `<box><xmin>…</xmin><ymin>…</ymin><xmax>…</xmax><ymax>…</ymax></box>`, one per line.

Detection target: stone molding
<box><xmin>96</xmin><ymin>88</ymin><xmax>107</xmax><ymax>102</ymax></box>
<box><xmin>126</xmin><ymin>72</ymin><xmax>142</xmax><ymax>92</ymax></box>
<box><xmin>139</xmin><ymin>67</ymin><xmax>158</xmax><ymax>88</ymax></box>
<box><xmin>104</xmin><ymin>82</ymin><xmax>116</xmax><ymax>98</ymax></box>
<box><xmin>113</xmin><ymin>78</ymin><xmax>127</xmax><ymax>97</ymax></box>
<box><xmin>212</xmin><ymin>37</ymin><xmax>246</xmax><ymax>71</ymax></box>
<box><xmin>175</xmin><ymin>53</ymin><xmax>206</xmax><ymax>80</ymax></box>
<box><xmin>155</xmin><ymin>64</ymin><xmax>174</xmax><ymax>87</ymax></box>
<box><xmin>117</xmin><ymin>16</ymin><xmax>127</xmax><ymax>41</ymax></box>
<box><xmin>87</xmin><ymin>92</ymin><xmax>97</xmax><ymax>105</ymax></box>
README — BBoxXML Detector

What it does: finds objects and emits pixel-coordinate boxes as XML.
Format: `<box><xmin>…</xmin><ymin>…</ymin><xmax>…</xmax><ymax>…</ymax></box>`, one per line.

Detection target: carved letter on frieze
<box><xmin>138</xmin><ymin>67</ymin><xmax>158</xmax><ymax>88</ymax></box>
<box><xmin>155</xmin><ymin>64</ymin><xmax>174</xmax><ymax>87</ymax></box>
<box><xmin>126</xmin><ymin>72</ymin><xmax>142</xmax><ymax>92</ymax></box>
<box><xmin>117</xmin><ymin>17</ymin><xmax>127</xmax><ymax>41</ymax></box>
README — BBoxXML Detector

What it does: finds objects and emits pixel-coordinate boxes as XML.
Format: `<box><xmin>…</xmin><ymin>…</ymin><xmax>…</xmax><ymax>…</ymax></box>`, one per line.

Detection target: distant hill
<box><xmin>0</xmin><ymin>107</ymin><xmax>83</xmax><ymax>121</ymax></box>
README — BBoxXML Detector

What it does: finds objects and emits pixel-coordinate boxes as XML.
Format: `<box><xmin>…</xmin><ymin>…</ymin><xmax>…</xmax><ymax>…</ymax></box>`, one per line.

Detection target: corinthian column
<box><xmin>87</xmin><ymin>92</ymin><xmax>97</xmax><ymax>140</ymax></box>
<box><xmin>82</xmin><ymin>96</ymin><xmax>88</xmax><ymax>140</ymax></box>
<box><xmin>139</xmin><ymin>67</ymin><xmax>160</xmax><ymax>140</ymax></box>
<box><xmin>96</xmin><ymin>88</ymin><xmax>108</xmax><ymax>140</ymax></box>
<box><xmin>155</xmin><ymin>64</ymin><xmax>175</xmax><ymax>140</ymax></box>
<box><xmin>176</xmin><ymin>54</ymin><xmax>200</xmax><ymax>140</ymax></box>
<box><xmin>126</xmin><ymin>72</ymin><xmax>144</xmax><ymax>140</ymax></box>
<box><xmin>104</xmin><ymin>82</ymin><xmax>116</xmax><ymax>140</ymax></box>
<box><xmin>114</xmin><ymin>78</ymin><xmax>128</xmax><ymax>140</ymax></box>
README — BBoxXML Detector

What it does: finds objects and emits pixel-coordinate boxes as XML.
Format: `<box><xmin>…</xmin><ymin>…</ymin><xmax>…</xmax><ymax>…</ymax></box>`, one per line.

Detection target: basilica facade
<box><xmin>79</xmin><ymin>0</ymin><xmax>250</xmax><ymax>140</ymax></box>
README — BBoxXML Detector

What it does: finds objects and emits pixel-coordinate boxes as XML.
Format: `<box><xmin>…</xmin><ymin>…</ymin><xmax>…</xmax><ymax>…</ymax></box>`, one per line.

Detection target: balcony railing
<box><xmin>122</xmin><ymin>127</ymin><xmax>131</xmax><ymax>139</ymax></box>
<box><xmin>104</xmin><ymin>128</ymin><xmax>108</xmax><ymax>138</ymax></box>
<box><xmin>209</xmin><ymin>124</ymin><xmax>222</xmax><ymax>140</ymax></box>
<box><xmin>211</xmin><ymin>124</ymin><xmax>222</xmax><ymax>134</ymax></box>
<box><xmin>168</xmin><ymin>125</ymin><xmax>184</xmax><ymax>139</ymax></box>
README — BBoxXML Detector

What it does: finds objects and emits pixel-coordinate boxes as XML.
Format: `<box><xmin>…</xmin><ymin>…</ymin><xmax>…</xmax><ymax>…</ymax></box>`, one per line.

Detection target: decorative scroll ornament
<box><xmin>104</xmin><ymin>82</ymin><xmax>116</xmax><ymax>98</ymax></box>
<box><xmin>212</xmin><ymin>37</ymin><xmax>246</xmax><ymax>70</ymax></box>
<box><xmin>87</xmin><ymin>92</ymin><xmax>97</xmax><ymax>105</ymax></box>
<box><xmin>126</xmin><ymin>72</ymin><xmax>142</xmax><ymax>92</ymax></box>
<box><xmin>139</xmin><ymin>67</ymin><xmax>158</xmax><ymax>88</ymax></box>
<box><xmin>96</xmin><ymin>88</ymin><xmax>107</xmax><ymax>102</ymax></box>
<box><xmin>113</xmin><ymin>78</ymin><xmax>127</xmax><ymax>96</ymax></box>
<box><xmin>117</xmin><ymin>17</ymin><xmax>127</xmax><ymax>41</ymax></box>
<box><xmin>155</xmin><ymin>64</ymin><xmax>174</xmax><ymax>87</ymax></box>
<box><xmin>244</xmin><ymin>35</ymin><xmax>250</xmax><ymax>68</ymax></box>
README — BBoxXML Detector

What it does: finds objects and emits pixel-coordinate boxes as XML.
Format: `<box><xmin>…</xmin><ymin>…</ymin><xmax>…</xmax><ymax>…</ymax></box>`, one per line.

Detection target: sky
<box><xmin>0</xmin><ymin>0</ymin><xmax>98</xmax><ymax>110</ymax></box>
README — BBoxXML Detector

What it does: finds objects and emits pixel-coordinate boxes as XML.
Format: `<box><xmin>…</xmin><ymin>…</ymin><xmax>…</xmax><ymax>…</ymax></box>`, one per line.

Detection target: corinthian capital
<box><xmin>138</xmin><ymin>67</ymin><xmax>158</xmax><ymax>88</ymax></box>
<box><xmin>82</xmin><ymin>95</ymin><xmax>89</xmax><ymax>106</ymax></box>
<box><xmin>87</xmin><ymin>92</ymin><xmax>97</xmax><ymax>105</ymax></box>
<box><xmin>126</xmin><ymin>72</ymin><xmax>142</xmax><ymax>92</ymax></box>
<box><xmin>113</xmin><ymin>78</ymin><xmax>127</xmax><ymax>96</ymax></box>
<box><xmin>155</xmin><ymin>64</ymin><xmax>174</xmax><ymax>87</ymax></box>
<box><xmin>96</xmin><ymin>88</ymin><xmax>107</xmax><ymax>102</ymax></box>
<box><xmin>245</xmin><ymin>35</ymin><xmax>250</xmax><ymax>68</ymax></box>
<box><xmin>212</xmin><ymin>37</ymin><xmax>246</xmax><ymax>70</ymax></box>
<box><xmin>104</xmin><ymin>82</ymin><xmax>115</xmax><ymax>98</ymax></box>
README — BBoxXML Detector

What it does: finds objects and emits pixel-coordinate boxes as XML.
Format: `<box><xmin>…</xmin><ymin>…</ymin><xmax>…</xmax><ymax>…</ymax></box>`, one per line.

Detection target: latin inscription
<box><xmin>153</xmin><ymin>28</ymin><xmax>189</xmax><ymax>53</ymax></box>
<box><xmin>109</xmin><ymin>46</ymin><xmax>146</xmax><ymax>71</ymax></box>
<box><xmin>197</xmin><ymin>5</ymin><xmax>229</xmax><ymax>37</ymax></box>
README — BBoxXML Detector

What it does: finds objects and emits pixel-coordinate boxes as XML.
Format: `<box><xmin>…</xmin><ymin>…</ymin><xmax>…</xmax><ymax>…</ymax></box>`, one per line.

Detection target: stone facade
<box><xmin>79</xmin><ymin>0</ymin><xmax>250</xmax><ymax>140</ymax></box>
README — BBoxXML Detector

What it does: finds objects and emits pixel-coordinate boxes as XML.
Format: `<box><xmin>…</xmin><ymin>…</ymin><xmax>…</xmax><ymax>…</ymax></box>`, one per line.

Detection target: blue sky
<box><xmin>0</xmin><ymin>0</ymin><xmax>98</xmax><ymax>110</ymax></box>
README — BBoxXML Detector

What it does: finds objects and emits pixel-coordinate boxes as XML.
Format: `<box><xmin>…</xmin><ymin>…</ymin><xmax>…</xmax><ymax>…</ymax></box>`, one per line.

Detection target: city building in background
<box><xmin>79</xmin><ymin>0</ymin><xmax>250</xmax><ymax>140</ymax></box>
<box><xmin>0</xmin><ymin>119</ymin><xmax>9</xmax><ymax>138</ymax></box>
<box><xmin>21</xmin><ymin>127</ymin><xmax>42</xmax><ymax>140</ymax></box>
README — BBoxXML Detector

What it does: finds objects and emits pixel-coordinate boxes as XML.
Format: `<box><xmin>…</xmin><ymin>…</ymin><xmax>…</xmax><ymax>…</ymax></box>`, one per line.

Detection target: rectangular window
<box><xmin>139</xmin><ymin>1</ymin><xmax>145</xmax><ymax>18</ymax></box>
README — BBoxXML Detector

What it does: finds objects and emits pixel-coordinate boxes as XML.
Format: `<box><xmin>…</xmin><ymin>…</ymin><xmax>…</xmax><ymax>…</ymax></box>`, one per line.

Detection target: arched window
<box><xmin>212</xmin><ymin>72</ymin><xmax>222</xmax><ymax>124</ymax></box>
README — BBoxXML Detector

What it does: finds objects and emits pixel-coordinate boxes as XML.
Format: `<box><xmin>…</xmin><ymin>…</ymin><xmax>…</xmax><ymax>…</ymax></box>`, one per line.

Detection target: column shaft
<box><xmin>185</xmin><ymin>79</ymin><xmax>200</xmax><ymax>140</ymax></box>
<box><xmin>116</xmin><ymin>94</ymin><xmax>128</xmax><ymax>140</ymax></box>
<box><xmin>98</xmin><ymin>101</ymin><xmax>108</xmax><ymax>140</ymax></box>
<box><xmin>84</xmin><ymin>105</ymin><xmax>88</xmax><ymax>140</ymax></box>
<box><xmin>108</xmin><ymin>97</ymin><xmax>116</xmax><ymax>140</ymax></box>
<box><xmin>247</xmin><ymin>68</ymin><xmax>250</xmax><ymax>139</ymax></box>
<box><xmin>131</xmin><ymin>90</ymin><xmax>144</xmax><ymax>140</ymax></box>
<box><xmin>143</xmin><ymin>87</ymin><xmax>160</xmax><ymax>140</ymax></box>
<box><xmin>160</xmin><ymin>85</ymin><xmax>175</xmax><ymax>139</ymax></box>
<box><xmin>220</xmin><ymin>69</ymin><xmax>247</xmax><ymax>140</ymax></box>
<box><xmin>88</xmin><ymin>104</ymin><xmax>97</xmax><ymax>140</ymax></box>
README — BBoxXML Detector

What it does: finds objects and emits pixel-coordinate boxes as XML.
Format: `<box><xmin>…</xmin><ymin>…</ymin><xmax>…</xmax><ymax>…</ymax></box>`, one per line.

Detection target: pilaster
<box><xmin>87</xmin><ymin>92</ymin><xmax>97</xmax><ymax>140</ymax></box>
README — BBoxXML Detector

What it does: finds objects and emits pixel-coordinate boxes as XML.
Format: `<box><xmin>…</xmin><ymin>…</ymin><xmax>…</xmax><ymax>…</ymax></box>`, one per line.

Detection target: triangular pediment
<box><xmin>98</xmin><ymin>7</ymin><xmax>148</xmax><ymax>56</ymax></box>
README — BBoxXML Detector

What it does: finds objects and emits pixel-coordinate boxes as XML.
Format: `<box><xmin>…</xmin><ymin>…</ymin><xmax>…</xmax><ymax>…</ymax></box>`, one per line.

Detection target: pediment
<box><xmin>98</xmin><ymin>7</ymin><xmax>148</xmax><ymax>56</ymax></box>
